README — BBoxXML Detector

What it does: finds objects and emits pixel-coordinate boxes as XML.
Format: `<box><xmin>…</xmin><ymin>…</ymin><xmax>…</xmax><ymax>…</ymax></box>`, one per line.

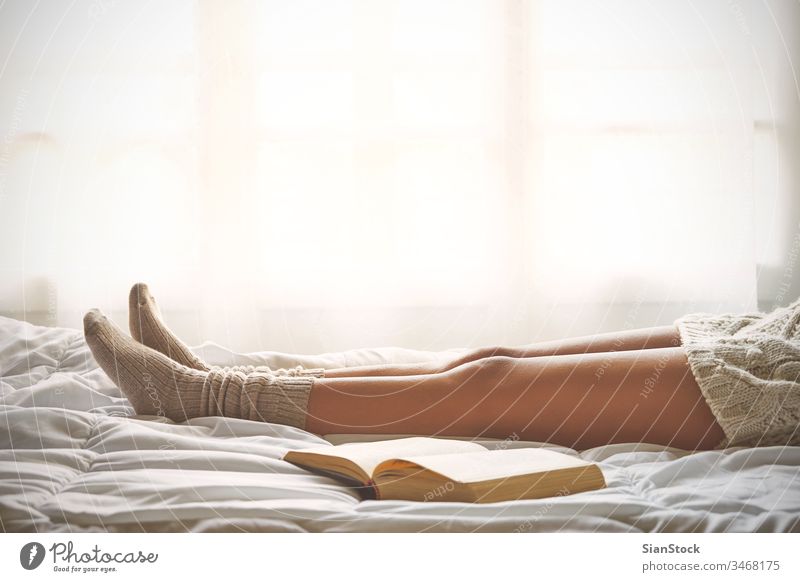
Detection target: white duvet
<box><xmin>1</xmin><ymin>316</ymin><xmax>799</xmax><ymax>532</ymax></box>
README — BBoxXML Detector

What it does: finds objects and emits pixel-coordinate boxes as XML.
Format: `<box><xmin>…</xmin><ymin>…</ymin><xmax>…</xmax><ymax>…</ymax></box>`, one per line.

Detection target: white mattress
<box><xmin>1</xmin><ymin>315</ymin><xmax>799</xmax><ymax>532</ymax></box>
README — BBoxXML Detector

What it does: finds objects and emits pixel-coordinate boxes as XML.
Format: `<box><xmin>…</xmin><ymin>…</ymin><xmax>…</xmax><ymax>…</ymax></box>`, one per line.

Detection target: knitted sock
<box><xmin>128</xmin><ymin>282</ymin><xmax>324</xmax><ymax>377</ymax></box>
<box><xmin>129</xmin><ymin>282</ymin><xmax>210</xmax><ymax>371</ymax></box>
<box><xmin>85</xmin><ymin>309</ymin><xmax>314</xmax><ymax>428</ymax></box>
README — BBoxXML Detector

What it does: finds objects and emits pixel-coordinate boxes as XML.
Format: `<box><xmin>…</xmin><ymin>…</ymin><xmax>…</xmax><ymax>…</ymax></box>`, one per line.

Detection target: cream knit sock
<box><xmin>128</xmin><ymin>282</ymin><xmax>324</xmax><ymax>378</ymax></box>
<box><xmin>129</xmin><ymin>282</ymin><xmax>209</xmax><ymax>371</ymax></box>
<box><xmin>85</xmin><ymin>309</ymin><xmax>314</xmax><ymax>428</ymax></box>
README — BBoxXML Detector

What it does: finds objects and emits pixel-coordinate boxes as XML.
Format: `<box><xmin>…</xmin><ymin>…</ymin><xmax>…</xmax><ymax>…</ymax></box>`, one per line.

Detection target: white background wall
<box><xmin>1</xmin><ymin>0</ymin><xmax>799</xmax><ymax>354</ymax></box>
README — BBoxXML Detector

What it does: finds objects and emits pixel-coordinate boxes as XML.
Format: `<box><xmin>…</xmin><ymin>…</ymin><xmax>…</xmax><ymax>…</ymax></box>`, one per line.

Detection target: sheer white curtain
<box><xmin>0</xmin><ymin>0</ymin><xmax>798</xmax><ymax>353</ymax></box>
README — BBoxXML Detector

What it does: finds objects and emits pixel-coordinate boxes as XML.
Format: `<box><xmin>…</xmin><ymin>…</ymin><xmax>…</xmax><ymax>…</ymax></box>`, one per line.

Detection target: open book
<box><xmin>283</xmin><ymin>437</ymin><xmax>605</xmax><ymax>503</ymax></box>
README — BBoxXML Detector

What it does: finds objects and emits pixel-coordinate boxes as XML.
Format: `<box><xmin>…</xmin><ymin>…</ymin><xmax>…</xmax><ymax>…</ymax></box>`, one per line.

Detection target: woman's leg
<box><xmin>129</xmin><ymin>282</ymin><xmax>324</xmax><ymax>377</ymax></box>
<box><xmin>129</xmin><ymin>282</ymin><xmax>681</xmax><ymax>380</ymax></box>
<box><xmin>86</xmin><ymin>310</ymin><xmax>723</xmax><ymax>450</ymax></box>
<box><xmin>324</xmin><ymin>325</ymin><xmax>681</xmax><ymax>378</ymax></box>
<box><xmin>307</xmin><ymin>347</ymin><xmax>725</xmax><ymax>450</ymax></box>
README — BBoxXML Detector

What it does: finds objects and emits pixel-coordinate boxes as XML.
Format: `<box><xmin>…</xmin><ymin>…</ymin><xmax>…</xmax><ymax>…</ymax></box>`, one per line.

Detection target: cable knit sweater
<box><xmin>675</xmin><ymin>299</ymin><xmax>800</xmax><ymax>448</ymax></box>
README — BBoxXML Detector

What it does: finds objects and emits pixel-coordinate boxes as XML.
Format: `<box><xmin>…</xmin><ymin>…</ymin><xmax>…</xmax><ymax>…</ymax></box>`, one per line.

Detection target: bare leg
<box><xmin>307</xmin><ymin>347</ymin><xmax>725</xmax><ymax>450</ymax></box>
<box><xmin>324</xmin><ymin>325</ymin><xmax>681</xmax><ymax>378</ymax></box>
<box><xmin>86</xmin><ymin>307</ymin><xmax>721</xmax><ymax>449</ymax></box>
<box><xmin>125</xmin><ymin>282</ymin><xmax>680</xmax><ymax>380</ymax></box>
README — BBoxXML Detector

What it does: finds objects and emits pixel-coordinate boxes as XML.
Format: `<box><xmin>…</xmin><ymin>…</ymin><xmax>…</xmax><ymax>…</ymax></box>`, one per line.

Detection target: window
<box><xmin>1</xmin><ymin>0</ymin><xmax>797</xmax><ymax>352</ymax></box>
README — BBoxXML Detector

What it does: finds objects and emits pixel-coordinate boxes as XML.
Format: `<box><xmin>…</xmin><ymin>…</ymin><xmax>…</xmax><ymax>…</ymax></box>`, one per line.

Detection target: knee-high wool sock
<box><xmin>85</xmin><ymin>309</ymin><xmax>313</xmax><ymax>428</ymax></box>
<box><xmin>128</xmin><ymin>282</ymin><xmax>325</xmax><ymax>378</ymax></box>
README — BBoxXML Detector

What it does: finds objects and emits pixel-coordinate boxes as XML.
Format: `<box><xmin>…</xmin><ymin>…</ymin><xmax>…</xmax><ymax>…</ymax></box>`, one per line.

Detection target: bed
<box><xmin>1</xmin><ymin>315</ymin><xmax>799</xmax><ymax>532</ymax></box>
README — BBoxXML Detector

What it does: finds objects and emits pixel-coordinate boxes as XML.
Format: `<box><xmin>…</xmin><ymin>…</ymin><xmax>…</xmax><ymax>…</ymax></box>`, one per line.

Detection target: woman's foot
<box><xmin>85</xmin><ymin>308</ymin><xmax>211</xmax><ymax>421</ymax></box>
<box><xmin>86</xmin><ymin>309</ymin><xmax>314</xmax><ymax>427</ymax></box>
<box><xmin>128</xmin><ymin>282</ymin><xmax>325</xmax><ymax>377</ymax></box>
<box><xmin>129</xmin><ymin>282</ymin><xmax>211</xmax><ymax>371</ymax></box>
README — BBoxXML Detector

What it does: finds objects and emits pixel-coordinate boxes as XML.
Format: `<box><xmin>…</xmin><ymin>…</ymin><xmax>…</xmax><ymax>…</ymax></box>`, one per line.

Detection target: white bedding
<box><xmin>1</xmin><ymin>316</ymin><xmax>799</xmax><ymax>532</ymax></box>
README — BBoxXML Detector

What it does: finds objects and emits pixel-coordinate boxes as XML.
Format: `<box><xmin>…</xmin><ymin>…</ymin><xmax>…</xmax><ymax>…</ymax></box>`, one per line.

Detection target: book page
<box><xmin>391</xmin><ymin>448</ymin><xmax>591</xmax><ymax>484</ymax></box>
<box><xmin>291</xmin><ymin>437</ymin><xmax>485</xmax><ymax>477</ymax></box>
